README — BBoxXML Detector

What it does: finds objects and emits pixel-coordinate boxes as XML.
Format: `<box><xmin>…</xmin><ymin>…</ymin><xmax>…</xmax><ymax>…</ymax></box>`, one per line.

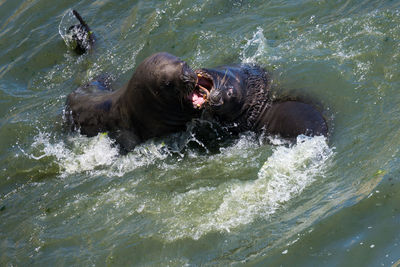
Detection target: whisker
<box><xmin>221</xmin><ymin>69</ymin><xmax>228</xmax><ymax>88</ymax></box>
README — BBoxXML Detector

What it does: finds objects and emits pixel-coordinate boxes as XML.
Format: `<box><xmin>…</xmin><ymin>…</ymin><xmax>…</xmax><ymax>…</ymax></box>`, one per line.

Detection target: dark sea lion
<box><xmin>65</xmin><ymin>52</ymin><xmax>209</xmax><ymax>151</ymax></box>
<box><xmin>197</xmin><ymin>64</ymin><xmax>328</xmax><ymax>138</ymax></box>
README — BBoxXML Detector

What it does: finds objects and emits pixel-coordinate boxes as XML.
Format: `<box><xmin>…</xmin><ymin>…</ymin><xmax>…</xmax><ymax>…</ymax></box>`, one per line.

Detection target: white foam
<box><xmin>161</xmin><ymin>135</ymin><xmax>334</xmax><ymax>241</ymax></box>
<box><xmin>27</xmin><ymin>131</ymin><xmax>333</xmax><ymax>241</ymax></box>
<box><xmin>31</xmin><ymin>132</ymin><xmax>119</xmax><ymax>175</ymax></box>
<box><xmin>29</xmin><ymin>131</ymin><xmax>168</xmax><ymax>177</ymax></box>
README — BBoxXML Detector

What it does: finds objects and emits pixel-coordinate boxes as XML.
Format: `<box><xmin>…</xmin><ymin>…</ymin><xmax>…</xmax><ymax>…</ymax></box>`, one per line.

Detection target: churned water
<box><xmin>1</xmin><ymin>0</ymin><xmax>400</xmax><ymax>266</ymax></box>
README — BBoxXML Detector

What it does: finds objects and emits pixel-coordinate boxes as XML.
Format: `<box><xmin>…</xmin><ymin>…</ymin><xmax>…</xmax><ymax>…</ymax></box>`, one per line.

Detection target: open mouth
<box><xmin>188</xmin><ymin>70</ymin><xmax>213</xmax><ymax>109</ymax></box>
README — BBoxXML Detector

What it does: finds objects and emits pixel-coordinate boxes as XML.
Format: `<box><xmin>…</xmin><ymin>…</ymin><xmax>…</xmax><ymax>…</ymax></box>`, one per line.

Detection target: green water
<box><xmin>1</xmin><ymin>0</ymin><xmax>400</xmax><ymax>266</ymax></box>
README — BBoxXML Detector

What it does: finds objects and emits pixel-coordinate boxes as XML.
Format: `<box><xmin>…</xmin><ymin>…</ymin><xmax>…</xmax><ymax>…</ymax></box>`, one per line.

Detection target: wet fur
<box><xmin>65</xmin><ymin>52</ymin><xmax>201</xmax><ymax>151</ymax></box>
<box><xmin>203</xmin><ymin>64</ymin><xmax>328</xmax><ymax>138</ymax></box>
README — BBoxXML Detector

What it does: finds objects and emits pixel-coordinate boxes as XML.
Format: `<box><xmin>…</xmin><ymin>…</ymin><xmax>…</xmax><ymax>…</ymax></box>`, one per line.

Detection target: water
<box><xmin>1</xmin><ymin>0</ymin><xmax>400</xmax><ymax>266</ymax></box>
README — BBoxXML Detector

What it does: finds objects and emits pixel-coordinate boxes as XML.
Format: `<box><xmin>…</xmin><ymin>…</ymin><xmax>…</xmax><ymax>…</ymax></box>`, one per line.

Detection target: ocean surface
<box><xmin>1</xmin><ymin>0</ymin><xmax>400</xmax><ymax>266</ymax></box>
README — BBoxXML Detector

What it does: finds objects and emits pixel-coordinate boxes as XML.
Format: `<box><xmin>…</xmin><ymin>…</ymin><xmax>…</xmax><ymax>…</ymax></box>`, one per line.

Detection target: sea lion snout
<box><xmin>181</xmin><ymin>63</ymin><xmax>197</xmax><ymax>88</ymax></box>
<box><xmin>209</xmin><ymin>90</ymin><xmax>223</xmax><ymax>107</ymax></box>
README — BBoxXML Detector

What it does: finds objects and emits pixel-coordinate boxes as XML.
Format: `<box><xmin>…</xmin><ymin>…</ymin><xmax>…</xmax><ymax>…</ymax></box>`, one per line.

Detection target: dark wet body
<box><xmin>65</xmin><ymin>52</ymin><xmax>201</xmax><ymax>151</ymax></box>
<box><xmin>200</xmin><ymin>64</ymin><xmax>328</xmax><ymax>138</ymax></box>
<box><xmin>64</xmin><ymin>11</ymin><xmax>327</xmax><ymax>151</ymax></box>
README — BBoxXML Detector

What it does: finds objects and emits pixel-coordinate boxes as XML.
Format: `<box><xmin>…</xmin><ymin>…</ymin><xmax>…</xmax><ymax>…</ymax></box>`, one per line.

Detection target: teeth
<box><xmin>198</xmin><ymin>85</ymin><xmax>210</xmax><ymax>99</ymax></box>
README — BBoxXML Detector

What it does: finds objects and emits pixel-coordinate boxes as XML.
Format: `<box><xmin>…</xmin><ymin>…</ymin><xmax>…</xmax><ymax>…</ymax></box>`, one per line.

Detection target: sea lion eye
<box><xmin>226</xmin><ymin>87</ymin><xmax>234</xmax><ymax>97</ymax></box>
<box><xmin>164</xmin><ymin>81</ymin><xmax>174</xmax><ymax>89</ymax></box>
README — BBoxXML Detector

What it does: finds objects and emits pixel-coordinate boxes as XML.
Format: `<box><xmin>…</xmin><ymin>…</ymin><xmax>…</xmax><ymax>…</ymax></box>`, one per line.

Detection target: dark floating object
<box><xmin>66</xmin><ymin>10</ymin><xmax>95</xmax><ymax>54</ymax></box>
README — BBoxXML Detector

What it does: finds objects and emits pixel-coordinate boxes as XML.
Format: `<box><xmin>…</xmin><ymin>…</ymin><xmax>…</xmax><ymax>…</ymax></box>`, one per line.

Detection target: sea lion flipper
<box><xmin>111</xmin><ymin>130</ymin><xmax>141</xmax><ymax>153</ymax></box>
<box><xmin>66</xmin><ymin>10</ymin><xmax>95</xmax><ymax>54</ymax></box>
<box><xmin>72</xmin><ymin>10</ymin><xmax>92</xmax><ymax>33</ymax></box>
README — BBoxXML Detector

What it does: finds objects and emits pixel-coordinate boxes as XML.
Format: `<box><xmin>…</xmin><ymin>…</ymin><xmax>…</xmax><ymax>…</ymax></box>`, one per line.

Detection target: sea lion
<box><xmin>197</xmin><ymin>64</ymin><xmax>328</xmax><ymax>138</ymax></box>
<box><xmin>65</xmin><ymin>52</ymin><xmax>209</xmax><ymax>151</ymax></box>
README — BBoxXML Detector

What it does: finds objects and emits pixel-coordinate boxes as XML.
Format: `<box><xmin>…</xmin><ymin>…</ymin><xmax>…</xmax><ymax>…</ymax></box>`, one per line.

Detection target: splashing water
<box><xmin>59</xmin><ymin>9</ymin><xmax>92</xmax><ymax>53</ymax></box>
<box><xmin>59</xmin><ymin>10</ymin><xmax>79</xmax><ymax>49</ymax></box>
<box><xmin>25</xmin><ymin>130</ymin><xmax>333</xmax><ymax>242</ymax></box>
<box><xmin>28</xmin><ymin>131</ymin><xmax>169</xmax><ymax>177</ymax></box>
<box><xmin>241</xmin><ymin>27</ymin><xmax>269</xmax><ymax>64</ymax></box>
<box><xmin>160</xmin><ymin>135</ymin><xmax>333</xmax><ymax>241</ymax></box>
<box><xmin>30</xmin><ymin>132</ymin><xmax>119</xmax><ymax>175</ymax></box>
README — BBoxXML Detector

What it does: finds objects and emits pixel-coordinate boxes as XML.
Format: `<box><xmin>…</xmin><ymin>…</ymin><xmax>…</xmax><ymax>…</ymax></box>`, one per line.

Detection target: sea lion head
<box><xmin>207</xmin><ymin>74</ymin><xmax>246</xmax><ymax>122</ymax></box>
<box><xmin>132</xmin><ymin>52</ymin><xmax>210</xmax><ymax>112</ymax></box>
<box><xmin>194</xmin><ymin>67</ymin><xmax>247</xmax><ymax>123</ymax></box>
<box><xmin>199</xmin><ymin>65</ymin><xmax>270</xmax><ymax>131</ymax></box>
